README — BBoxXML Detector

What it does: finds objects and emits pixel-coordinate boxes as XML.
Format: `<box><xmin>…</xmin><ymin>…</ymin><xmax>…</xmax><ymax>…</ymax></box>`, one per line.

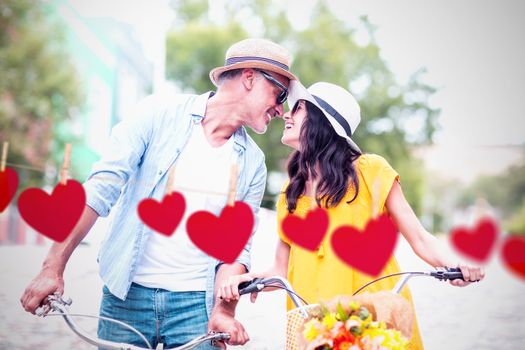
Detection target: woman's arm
<box><xmin>385</xmin><ymin>180</ymin><xmax>484</xmax><ymax>286</ymax></box>
<box><xmin>217</xmin><ymin>239</ymin><xmax>290</xmax><ymax>302</ymax></box>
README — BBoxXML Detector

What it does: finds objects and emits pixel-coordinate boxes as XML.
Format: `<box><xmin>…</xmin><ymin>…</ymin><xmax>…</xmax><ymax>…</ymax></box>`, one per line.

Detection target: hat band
<box><xmin>225</xmin><ymin>56</ymin><xmax>290</xmax><ymax>71</ymax></box>
<box><xmin>313</xmin><ymin>95</ymin><xmax>352</xmax><ymax>137</ymax></box>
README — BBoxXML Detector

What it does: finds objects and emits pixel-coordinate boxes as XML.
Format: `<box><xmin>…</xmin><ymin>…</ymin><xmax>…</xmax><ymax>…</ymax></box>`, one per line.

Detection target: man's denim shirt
<box><xmin>83</xmin><ymin>92</ymin><xmax>267</xmax><ymax>317</ymax></box>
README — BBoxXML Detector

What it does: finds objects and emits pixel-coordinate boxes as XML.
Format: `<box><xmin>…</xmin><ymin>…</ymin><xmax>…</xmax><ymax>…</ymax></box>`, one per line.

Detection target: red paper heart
<box><xmin>138</xmin><ymin>192</ymin><xmax>186</xmax><ymax>236</ymax></box>
<box><xmin>186</xmin><ymin>201</ymin><xmax>254</xmax><ymax>263</ymax></box>
<box><xmin>501</xmin><ymin>236</ymin><xmax>525</xmax><ymax>280</ymax></box>
<box><xmin>281</xmin><ymin>207</ymin><xmax>329</xmax><ymax>251</ymax></box>
<box><xmin>18</xmin><ymin>180</ymin><xmax>86</xmax><ymax>242</ymax></box>
<box><xmin>450</xmin><ymin>218</ymin><xmax>498</xmax><ymax>263</ymax></box>
<box><xmin>0</xmin><ymin>168</ymin><xmax>19</xmax><ymax>213</ymax></box>
<box><xmin>331</xmin><ymin>214</ymin><xmax>398</xmax><ymax>277</ymax></box>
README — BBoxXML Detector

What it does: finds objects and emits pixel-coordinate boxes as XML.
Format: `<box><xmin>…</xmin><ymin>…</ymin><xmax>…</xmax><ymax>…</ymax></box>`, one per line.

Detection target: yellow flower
<box><xmin>349</xmin><ymin>301</ymin><xmax>360</xmax><ymax>311</ymax></box>
<box><xmin>322</xmin><ymin>313</ymin><xmax>338</xmax><ymax>329</ymax></box>
<box><xmin>303</xmin><ymin>320</ymin><xmax>319</xmax><ymax>341</ymax></box>
<box><xmin>361</xmin><ymin>326</ymin><xmax>408</xmax><ymax>350</ymax></box>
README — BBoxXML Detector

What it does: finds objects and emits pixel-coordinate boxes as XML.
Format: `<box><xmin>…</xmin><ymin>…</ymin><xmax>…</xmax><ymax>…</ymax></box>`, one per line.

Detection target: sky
<box><xmin>286</xmin><ymin>0</ymin><xmax>525</xmax><ymax>181</ymax></box>
<box><xmin>66</xmin><ymin>0</ymin><xmax>525</xmax><ymax>181</ymax></box>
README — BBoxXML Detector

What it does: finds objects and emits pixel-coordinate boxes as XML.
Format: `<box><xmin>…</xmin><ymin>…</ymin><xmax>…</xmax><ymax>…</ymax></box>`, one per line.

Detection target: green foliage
<box><xmin>0</xmin><ymin>0</ymin><xmax>83</xmax><ymax>189</ymax></box>
<box><xmin>166</xmin><ymin>22</ymin><xmax>248</xmax><ymax>93</ymax></box>
<box><xmin>459</xmin><ymin>152</ymin><xmax>525</xmax><ymax>234</ymax></box>
<box><xmin>506</xmin><ymin>197</ymin><xmax>525</xmax><ymax>235</ymax></box>
<box><xmin>166</xmin><ymin>0</ymin><xmax>440</xmax><ymax>210</ymax></box>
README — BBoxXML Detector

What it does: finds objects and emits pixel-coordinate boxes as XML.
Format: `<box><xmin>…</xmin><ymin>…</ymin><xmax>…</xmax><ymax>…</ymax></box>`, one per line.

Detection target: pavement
<box><xmin>1</xmin><ymin>208</ymin><xmax>524</xmax><ymax>349</ymax></box>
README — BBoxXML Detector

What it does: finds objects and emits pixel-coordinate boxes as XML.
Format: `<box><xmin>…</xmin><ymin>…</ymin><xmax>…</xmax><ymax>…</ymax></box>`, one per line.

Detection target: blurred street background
<box><xmin>1</xmin><ymin>0</ymin><xmax>524</xmax><ymax>349</ymax></box>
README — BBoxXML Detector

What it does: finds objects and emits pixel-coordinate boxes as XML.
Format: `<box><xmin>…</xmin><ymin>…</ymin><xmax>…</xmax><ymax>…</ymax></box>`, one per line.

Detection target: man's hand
<box><xmin>217</xmin><ymin>272</ymin><xmax>259</xmax><ymax>303</ymax></box>
<box><xmin>208</xmin><ymin>306</ymin><xmax>249</xmax><ymax>349</ymax></box>
<box><xmin>20</xmin><ymin>206</ymin><xmax>98</xmax><ymax>315</ymax></box>
<box><xmin>20</xmin><ymin>267</ymin><xmax>64</xmax><ymax>314</ymax></box>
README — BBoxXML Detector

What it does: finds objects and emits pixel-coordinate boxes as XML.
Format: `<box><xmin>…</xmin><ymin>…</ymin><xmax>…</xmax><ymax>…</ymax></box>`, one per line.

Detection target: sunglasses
<box><xmin>256</xmin><ymin>69</ymin><xmax>288</xmax><ymax>105</ymax></box>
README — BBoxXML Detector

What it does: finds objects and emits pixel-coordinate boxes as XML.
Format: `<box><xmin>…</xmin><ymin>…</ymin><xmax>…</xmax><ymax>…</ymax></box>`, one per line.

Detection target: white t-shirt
<box><xmin>133</xmin><ymin>123</ymin><xmax>234</xmax><ymax>291</ymax></box>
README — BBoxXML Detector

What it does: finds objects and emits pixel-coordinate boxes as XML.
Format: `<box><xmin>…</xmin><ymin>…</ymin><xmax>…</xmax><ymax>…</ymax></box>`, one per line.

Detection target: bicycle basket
<box><xmin>285</xmin><ymin>304</ymin><xmax>319</xmax><ymax>350</ymax></box>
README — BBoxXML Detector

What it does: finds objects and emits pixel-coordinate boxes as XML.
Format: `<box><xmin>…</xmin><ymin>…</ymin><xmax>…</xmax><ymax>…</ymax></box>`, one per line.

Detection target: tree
<box><xmin>0</xmin><ymin>0</ymin><xmax>83</xmax><ymax>189</ymax></box>
<box><xmin>166</xmin><ymin>0</ymin><xmax>439</xmax><ymax>212</ymax></box>
<box><xmin>458</xmin><ymin>152</ymin><xmax>525</xmax><ymax>235</ymax></box>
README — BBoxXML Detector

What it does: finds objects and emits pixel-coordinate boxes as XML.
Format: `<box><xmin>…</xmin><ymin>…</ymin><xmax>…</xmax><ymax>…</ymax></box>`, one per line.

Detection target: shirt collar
<box><xmin>190</xmin><ymin>91</ymin><xmax>214</xmax><ymax>118</ymax></box>
<box><xmin>190</xmin><ymin>91</ymin><xmax>247</xmax><ymax>151</ymax></box>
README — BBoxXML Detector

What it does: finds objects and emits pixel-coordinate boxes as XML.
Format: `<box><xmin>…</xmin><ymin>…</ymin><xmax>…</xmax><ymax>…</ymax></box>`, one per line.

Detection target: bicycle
<box><xmin>35</xmin><ymin>294</ymin><xmax>229</xmax><ymax>350</ymax></box>
<box><xmin>35</xmin><ymin>267</ymin><xmax>464</xmax><ymax>349</ymax></box>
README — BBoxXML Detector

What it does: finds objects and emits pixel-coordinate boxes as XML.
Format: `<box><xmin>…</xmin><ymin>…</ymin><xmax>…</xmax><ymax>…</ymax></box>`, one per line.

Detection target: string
<box><xmin>1</xmin><ymin>161</ymin><xmax>284</xmax><ymax>202</ymax></box>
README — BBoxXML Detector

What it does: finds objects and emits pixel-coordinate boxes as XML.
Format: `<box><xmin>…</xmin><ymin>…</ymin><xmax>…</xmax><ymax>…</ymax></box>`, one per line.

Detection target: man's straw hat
<box><xmin>209</xmin><ymin>38</ymin><xmax>297</xmax><ymax>86</ymax></box>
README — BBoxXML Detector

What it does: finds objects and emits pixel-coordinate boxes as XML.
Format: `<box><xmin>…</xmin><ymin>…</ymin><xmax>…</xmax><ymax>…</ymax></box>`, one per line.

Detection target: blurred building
<box><xmin>53</xmin><ymin>0</ymin><xmax>154</xmax><ymax>172</ymax></box>
<box><xmin>1</xmin><ymin>1</ymin><xmax>157</xmax><ymax>245</ymax></box>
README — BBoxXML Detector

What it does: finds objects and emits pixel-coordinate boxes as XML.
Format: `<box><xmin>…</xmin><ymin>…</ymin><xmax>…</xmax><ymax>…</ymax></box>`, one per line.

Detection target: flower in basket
<box><xmin>298</xmin><ymin>292</ymin><xmax>413</xmax><ymax>350</ymax></box>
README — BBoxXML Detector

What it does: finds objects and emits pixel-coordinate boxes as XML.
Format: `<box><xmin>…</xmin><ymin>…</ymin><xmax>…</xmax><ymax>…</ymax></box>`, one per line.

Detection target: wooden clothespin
<box><xmin>60</xmin><ymin>144</ymin><xmax>72</xmax><ymax>185</ymax></box>
<box><xmin>165</xmin><ymin>166</ymin><xmax>176</xmax><ymax>195</ymax></box>
<box><xmin>227</xmin><ymin>162</ymin><xmax>238</xmax><ymax>207</ymax></box>
<box><xmin>310</xmin><ymin>178</ymin><xmax>318</xmax><ymax>209</ymax></box>
<box><xmin>1</xmin><ymin>142</ymin><xmax>8</xmax><ymax>172</ymax></box>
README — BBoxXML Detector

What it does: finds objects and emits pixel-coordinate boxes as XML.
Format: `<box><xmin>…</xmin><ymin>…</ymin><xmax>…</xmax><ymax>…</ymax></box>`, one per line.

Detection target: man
<box><xmin>20</xmin><ymin>38</ymin><xmax>297</xmax><ymax>349</ymax></box>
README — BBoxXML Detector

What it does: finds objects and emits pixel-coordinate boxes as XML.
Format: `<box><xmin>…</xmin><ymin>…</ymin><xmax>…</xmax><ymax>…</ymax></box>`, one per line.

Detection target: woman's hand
<box><xmin>217</xmin><ymin>272</ymin><xmax>260</xmax><ymax>303</ymax></box>
<box><xmin>450</xmin><ymin>263</ymin><xmax>485</xmax><ymax>287</ymax></box>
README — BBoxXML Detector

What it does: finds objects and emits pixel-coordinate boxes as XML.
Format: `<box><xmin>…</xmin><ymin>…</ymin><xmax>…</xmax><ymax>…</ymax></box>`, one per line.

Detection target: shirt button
<box><xmin>158</xmin><ymin>170</ymin><xmax>162</xmax><ymax>175</ymax></box>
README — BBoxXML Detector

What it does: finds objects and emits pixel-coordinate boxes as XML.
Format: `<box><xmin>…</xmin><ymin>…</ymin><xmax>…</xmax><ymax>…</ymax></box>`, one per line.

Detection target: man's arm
<box><xmin>207</xmin><ymin>157</ymin><xmax>267</xmax><ymax>347</ymax></box>
<box><xmin>207</xmin><ymin>263</ymin><xmax>250</xmax><ymax>347</ymax></box>
<box><xmin>20</xmin><ymin>205</ymin><xmax>99</xmax><ymax>314</ymax></box>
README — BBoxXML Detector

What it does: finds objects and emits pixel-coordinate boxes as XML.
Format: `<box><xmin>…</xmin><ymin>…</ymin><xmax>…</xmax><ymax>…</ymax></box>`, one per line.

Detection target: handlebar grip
<box><xmin>431</xmin><ymin>267</ymin><xmax>465</xmax><ymax>281</ymax></box>
<box><xmin>238</xmin><ymin>278</ymin><xmax>264</xmax><ymax>295</ymax></box>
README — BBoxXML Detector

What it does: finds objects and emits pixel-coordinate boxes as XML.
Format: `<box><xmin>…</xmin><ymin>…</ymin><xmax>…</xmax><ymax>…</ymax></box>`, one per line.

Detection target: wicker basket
<box><xmin>285</xmin><ymin>304</ymin><xmax>319</xmax><ymax>350</ymax></box>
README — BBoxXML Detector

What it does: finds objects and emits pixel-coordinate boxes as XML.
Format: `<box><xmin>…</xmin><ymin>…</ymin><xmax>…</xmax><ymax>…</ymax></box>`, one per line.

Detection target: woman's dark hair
<box><xmin>285</xmin><ymin>100</ymin><xmax>362</xmax><ymax>212</ymax></box>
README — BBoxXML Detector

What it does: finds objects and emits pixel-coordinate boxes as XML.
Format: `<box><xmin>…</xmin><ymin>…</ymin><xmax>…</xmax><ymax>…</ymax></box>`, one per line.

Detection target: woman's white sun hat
<box><xmin>287</xmin><ymin>80</ymin><xmax>361</xmax><ymax>151</ymax></box>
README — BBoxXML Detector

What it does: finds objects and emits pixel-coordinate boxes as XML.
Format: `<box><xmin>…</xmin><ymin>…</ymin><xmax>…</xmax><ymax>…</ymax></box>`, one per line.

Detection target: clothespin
<box><xmin>310</xmin><ymin>177</ymin><xmax>318</xmax><ymax>209</ymax></box>
<box><xmin>1</xmin><ymin>142</ymin><xmax>8</xmax><ymax>172</ymax></box>
<box><xmin>227</xmin><ymin>162</ymin><xmax>238</xmax><ymax>207</ymax></box>
<box><xmin>310</xmin><ymin>174</ymin><xmax>325</xmax><ymax>258</ymax></box>
<box><xmin>165</xmin><ymin>166</ymin><xmax>176</xmax><ymax>195</ymax></box>
<box><xmin>60</xmin><ymin>144</ymin><xmax>72</xmax><ymax>185</ymax></box>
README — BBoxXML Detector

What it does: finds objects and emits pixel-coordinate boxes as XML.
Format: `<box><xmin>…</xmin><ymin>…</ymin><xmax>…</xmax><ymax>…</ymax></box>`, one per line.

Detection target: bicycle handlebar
<box><xmin>35</xmin><ymin>293</ymin><xmax>230</xmax><ymax>350</ymax></box>
<box><xmin>238</xmin><ymin>267</ymin><xmax>466</xmax><ymax>307</ymax></box>
<box><xmin>36</xmin><ymin>267</ymin><xmax>465</xmax><ymax>349</ymax></box>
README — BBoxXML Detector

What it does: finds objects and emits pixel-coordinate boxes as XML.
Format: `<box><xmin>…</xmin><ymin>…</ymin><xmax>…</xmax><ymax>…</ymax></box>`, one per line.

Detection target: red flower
<box><xmin>333</xmin><ymin>329</ymin><xmax>355</xmax><ymax>350</ymax></box>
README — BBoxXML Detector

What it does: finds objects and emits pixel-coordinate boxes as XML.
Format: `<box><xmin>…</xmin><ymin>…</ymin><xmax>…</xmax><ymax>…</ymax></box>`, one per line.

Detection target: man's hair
<box><xmin>217</xmin><ymin>69</ymin><xmax>244</xmax><ymax>84</ymax></box>
<box><xmin>285</xmin><ymin>101</ymin><xmax>362</xmax><ymax>212</ymax></box>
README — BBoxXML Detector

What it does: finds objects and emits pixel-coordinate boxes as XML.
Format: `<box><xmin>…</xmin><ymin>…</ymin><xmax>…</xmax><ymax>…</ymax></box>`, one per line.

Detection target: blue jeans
<box><xmin>98</xmin><ymin>283</ymin><xmax>217</xmax><ymax>349</ymax></box>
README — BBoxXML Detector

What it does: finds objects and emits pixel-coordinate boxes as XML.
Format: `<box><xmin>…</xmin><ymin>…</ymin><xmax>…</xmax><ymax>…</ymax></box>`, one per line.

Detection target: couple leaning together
<box><xmin>20</xmin><ymin>38</ymin><xmax>483</xmax><ymax>349</ymax></box>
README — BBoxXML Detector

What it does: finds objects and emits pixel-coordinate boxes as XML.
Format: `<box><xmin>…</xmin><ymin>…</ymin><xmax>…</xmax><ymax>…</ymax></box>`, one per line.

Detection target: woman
<box><xmin>218</xmin><ymin>81</ymin><xmax>484</xmax><ymax>349</ymax></box>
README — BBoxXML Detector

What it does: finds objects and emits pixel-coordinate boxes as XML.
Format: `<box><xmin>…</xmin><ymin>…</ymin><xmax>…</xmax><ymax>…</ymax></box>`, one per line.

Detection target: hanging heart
<box><xmin>0</xmin><ymin>167</ymin><xmax>18</xmax><ymax>213</ymax></box>
<box><xmin>331</xmin><ymin>214</ymin><xmax>399</xmax><ymax>277</ymax></box>
<box><xmin>138</xmin><ymin>192</ymin><xmax>186</xmax><ymax>236</ymax></box>
<box><xmin>281</xmin><ymin>207</ymin><xmax>329</xmax><ymax>251</ymax></box>
<box><xmin>18</xmin><ymin>180</ymin><xmax>86</xmax><ymax>242</ymax></box>
<box><xmin>186</xmin><ymin>201</ymin><xmax>254</xmax><ymax>263</ymax></box>
<box><xmin>500</xmin><ymin>235</ymin><xmax>525</xmax><ymax>280</ymax></box>
<box><xmin>450</xmin><ymin>218</ymin><xmax>498</xmax><ymax>263</ymax></box>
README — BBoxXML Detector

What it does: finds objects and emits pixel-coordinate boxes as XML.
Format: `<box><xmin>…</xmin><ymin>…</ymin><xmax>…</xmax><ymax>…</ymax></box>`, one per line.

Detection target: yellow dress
<box><xmin>277</xmin><ymin>154</ymin><xmax>424</xmax><ymax>349</ymax></box>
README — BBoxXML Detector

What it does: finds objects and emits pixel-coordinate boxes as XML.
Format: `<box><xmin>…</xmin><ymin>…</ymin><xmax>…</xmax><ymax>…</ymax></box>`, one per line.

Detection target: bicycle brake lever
<box><xmin>238</xmin><ymin>278</ymin><xmax>265</xmax><ymax>295</ymax></box>
<box><xmin>35</xmin><ymin>293</ymin><xmax>72</xmax><ymax>317</ymax></box>
<box><xmin>431</xmin><ymin>267</ymin><xmax>465</xmax><ymax>281</ymax></box>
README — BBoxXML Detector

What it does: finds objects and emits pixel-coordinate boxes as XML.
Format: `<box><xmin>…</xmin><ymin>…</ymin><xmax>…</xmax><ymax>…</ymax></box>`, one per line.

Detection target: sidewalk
<box><xmin>1</xmin><ymin>208</ymin><xmax>524</xmax><ymax>349</ymax></box>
